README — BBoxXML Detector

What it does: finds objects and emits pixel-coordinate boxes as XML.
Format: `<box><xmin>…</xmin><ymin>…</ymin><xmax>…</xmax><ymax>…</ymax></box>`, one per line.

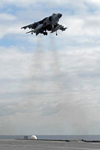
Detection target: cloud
<box><xmin>1</xmin><ymin>0</ymin><xmax>37</xmax><ymax>8</ymax></box>
<box><xmin>0</xmin><ymin>12</ymin><xmax>23</xmax><ymax>39</ymax></box>
<box><xmin>0</xmin><ymin>13</ymin><xmax>16</xmax><ymax>21</ymax></box>
<box><xmin>86</xmin><ymin>0</ymin><xmax>100</xmax><ymax>5</ymax></box>
<box><xmin>0</xmin><ymin>41</ymin><xmax>100</xmax><ymax>133</ymax></box>
<box><xmin>0</xmin><ymin>0</ymin><xmax>100</xmax><ymax>135</ymax></box>
<box><xmin>0</xmin><ymin>47</ymin><xmax>31</xmax><ymax>79</ymax></box>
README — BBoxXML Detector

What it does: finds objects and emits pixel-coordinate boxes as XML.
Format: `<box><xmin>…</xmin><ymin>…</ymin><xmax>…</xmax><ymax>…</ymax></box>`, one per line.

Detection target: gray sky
<box><xmin>0</xmin><ymin>0</ymin><xmax>100</xmax><ymax>135</ymax></box>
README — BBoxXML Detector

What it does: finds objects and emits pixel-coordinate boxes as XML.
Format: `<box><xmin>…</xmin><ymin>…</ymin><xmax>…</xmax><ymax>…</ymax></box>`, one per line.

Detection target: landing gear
<box><xmin>45</xmin><ymin>32</ymin><xmax>48</xmax><ymax>35</ymax></box>
<box><xmin>43</xmin><ymin>32</ymin><xmax>48</xmax><ymax>35</ymax></box>
<box><xmin>56</xmin><ymin>32</ymin><xmax>58</xmax><ymax>36</ymax></box>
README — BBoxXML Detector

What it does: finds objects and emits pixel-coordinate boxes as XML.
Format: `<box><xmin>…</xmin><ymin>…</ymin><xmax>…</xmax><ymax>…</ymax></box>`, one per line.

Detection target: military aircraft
<box><xmin>21</xmin><ymin>13</ymin><xmax>67</xmax><ymax>36</ymax></box>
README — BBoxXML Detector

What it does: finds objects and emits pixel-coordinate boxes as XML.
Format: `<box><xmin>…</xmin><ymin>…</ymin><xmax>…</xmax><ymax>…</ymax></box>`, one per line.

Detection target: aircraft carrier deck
<box><xmin>0</xmin><ymin>139</ymin><xmax>100</xmax><ymax>150</ymax></box>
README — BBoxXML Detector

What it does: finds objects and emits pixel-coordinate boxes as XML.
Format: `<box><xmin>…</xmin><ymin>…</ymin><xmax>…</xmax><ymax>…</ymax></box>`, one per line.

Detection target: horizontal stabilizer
<box><xmin>26</xmin><ymin>30</ymin><xmax>34</xmax><ymax>34</ymax></box>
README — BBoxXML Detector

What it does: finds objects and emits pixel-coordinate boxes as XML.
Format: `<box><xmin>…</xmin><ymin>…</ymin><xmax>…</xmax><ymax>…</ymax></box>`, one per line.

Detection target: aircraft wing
<box><xmin>50</xmin><ymin>24</ymin><xmax>68</xmax><ymax>33</ymax></box>
<box><xmin>38</xmin><ymin>17</ymin><xmax>47</xmax><ymax>24</ymax></box>
<box><xmin>21</xmin><ymin>17</ymin><xmax>47</xmax><ymax>30</ymax></box>
<box><xmin>21</xmin><ymin>22</ymin><xmax>38</xmax><ymax>30</ymax></box>
<box><xmin>59</xmin><ymin>25</ymin><xmax>68</xmax><ymax>31</ymax></box>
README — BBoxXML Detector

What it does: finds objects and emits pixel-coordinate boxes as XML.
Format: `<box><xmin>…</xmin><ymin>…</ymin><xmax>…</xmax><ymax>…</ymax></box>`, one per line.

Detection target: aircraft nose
<box><xmin>58</xmin><ymin>13</ymin><xmax>62</xmax><ymax>18</ymax></box>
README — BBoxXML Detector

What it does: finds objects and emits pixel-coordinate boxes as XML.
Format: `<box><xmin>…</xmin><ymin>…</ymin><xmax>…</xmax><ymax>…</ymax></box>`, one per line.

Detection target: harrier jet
<box><xmin>21</xmin><ymin>13</ymin><xmax>67</xmax><ymax>36</ymax></box>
